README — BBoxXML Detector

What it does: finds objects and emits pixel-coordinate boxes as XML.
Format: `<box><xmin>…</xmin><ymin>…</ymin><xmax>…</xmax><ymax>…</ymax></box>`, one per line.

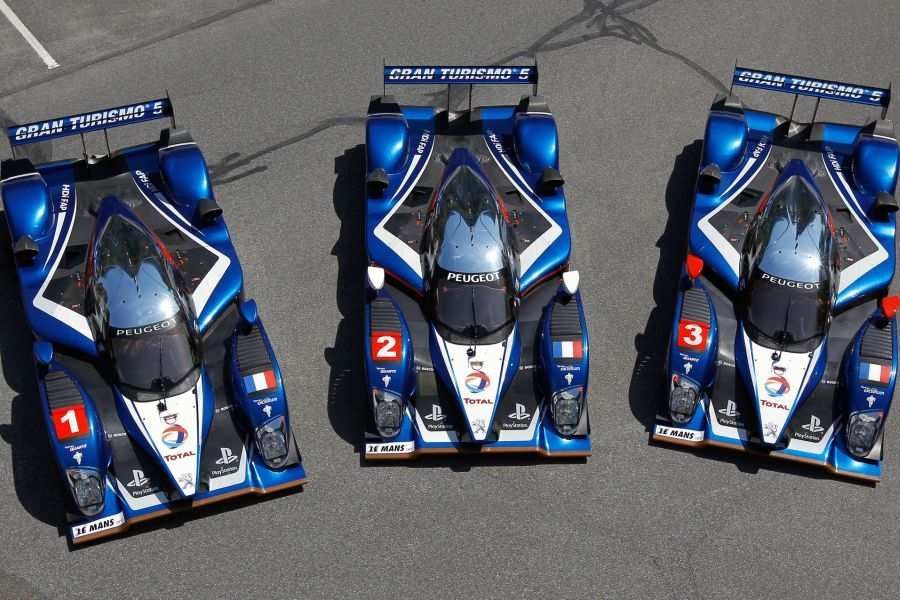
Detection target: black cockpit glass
<box><xmin>741</xmin><ymin>175</ymin><xmax>832</xmax><ymax>352</ymax></box>
<box><xmin>742</xmin><ymin>270</ymin><xmax>829</xmax><ymax>352</ymax></box>
<box><xmin>109</xmin><ymin>314</ymin><xmax>200</xmax><ymax>401</ymax></box>
<box><xmin>433</xmin><ymin>267</ymin><xmax>515</xmax><ymax>344</ymax></box>
<box><xmin>435</xmin><ymin>166</ymin><xmax>499</xmax><ymax>228</ymax></box>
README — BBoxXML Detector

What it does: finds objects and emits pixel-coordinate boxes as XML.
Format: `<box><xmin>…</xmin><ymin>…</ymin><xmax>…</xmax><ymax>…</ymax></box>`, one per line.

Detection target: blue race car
<box><xmin>653</xmin><ymin>67</ymin><xmax>900</xmax><ymax>482</ymax></box>
<box><xmin>362</xmin><ymin>65</ymin><xmax>590</xmax><ymax>459</ymax></box>
<box><xmin>2</xmin><ymin>99</ymin><xmax>306</xmax><ymax>543</ymax></box>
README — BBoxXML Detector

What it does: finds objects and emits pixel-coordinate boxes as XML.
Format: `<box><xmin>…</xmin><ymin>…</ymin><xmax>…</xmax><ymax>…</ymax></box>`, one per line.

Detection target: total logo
<box><xmin>165</xmin><ymin>450</ymin><xmax>196</xmax><ymax>462</ymax></box>
<box><xmin>465</xmin><ymin>371</ymin><xmax>490</xmax><ymax>393</ymax></box>
<box><xmin>464</xmin><ymin>397</ymin><xmax>493</xmax><ymax>405</ymax></box>
<box><xmin>801</xmin><ymin>415</ymin><xmax>825</xmax><ymax>433</ymax></box>
<box><xmin>508</xmin><ymin>403</ymin><xmax>531</xmax><ymax>421</ymax></box>
<box><xmin>760</xmin><ymin>398</ymin><xmax>789</xmax><ymax>411</ymax></box>
<box><xmin>127</xmin><ymin>469</ymin><xmax>149</xmax><ymax>488</ymax></box>
<box><xmin>216</xmin><ymin>447</ymin><xmax>238</xmax><ymax>466</ymax></box>
<box><xmin>764</xmin><ymin>375</ymin><xmax>790</xmax><ymax>398</ymax></box>
<box><xmin>161</xmin><ymin>424</ymin><xmax>188</xmax><ymax>449</ymax></box>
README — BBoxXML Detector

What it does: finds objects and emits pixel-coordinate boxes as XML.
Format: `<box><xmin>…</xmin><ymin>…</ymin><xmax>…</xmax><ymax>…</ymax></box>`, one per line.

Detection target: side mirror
<box><xmin>881</xmin><ymin>295</ymin><xmax>900</xmax><ymax>320</ymax></box>
<box><xmin>367</xmin><ymin>266</ymin><xmax>385</xmax><ymax>291</ymax></box>
<box><xmin>239</xmin><ymin>299</ymin><xmax>259</xmax><ymax>326</ymax></box>
<box><xmin>562</xmin><ymin>270</ymin><xmax>580</xmax><ymax>295</ymax></box>
<box><xmin>33</xmin><ymin>340</ymin><xmax>54</xmax><ymax>366</ymax></box>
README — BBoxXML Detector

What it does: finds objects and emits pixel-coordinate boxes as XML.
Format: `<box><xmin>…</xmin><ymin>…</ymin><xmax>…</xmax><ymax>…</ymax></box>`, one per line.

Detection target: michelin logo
<box><xmin>386</xmin><ymin>66</ymin><xmax>533</xmax><ymax>83</ymax></box>
<box><xmin>12</xmin><ymin>101</ymin><xmax>168</xmax><ymax>143</ymax></box>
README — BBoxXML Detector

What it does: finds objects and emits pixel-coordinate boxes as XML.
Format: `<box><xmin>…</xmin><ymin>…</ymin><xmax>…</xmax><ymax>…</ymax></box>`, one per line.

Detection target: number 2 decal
<box><xmin>677</xmin><ymin>320</ymin><xmax>709</xmax><ymax>351</ymax></box>
<box><xmin>371</xmin><ymin>331</ymin><xmax>402</xmax><ymax>362</ymax></box>
<box><xmin>51</xmin><ymin>404</ymin><xmax>88</xmax><ymax>441</ymax></box>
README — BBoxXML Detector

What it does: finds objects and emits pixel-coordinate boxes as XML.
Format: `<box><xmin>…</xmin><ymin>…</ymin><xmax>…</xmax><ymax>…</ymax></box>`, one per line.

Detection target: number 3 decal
<box><xmin>51</xmin><ymin>404</ymin><xmax>88</xmax><ymax>441</ymax></box>
<box><xmin>677</xmin><ymin>320</ymin><xmax>709</xmax><ymax>351</ymax></box>
<box><xmin>371</xmin><ymin>331</ymin><xmax>402</xmax><ymax>362</ymax></box>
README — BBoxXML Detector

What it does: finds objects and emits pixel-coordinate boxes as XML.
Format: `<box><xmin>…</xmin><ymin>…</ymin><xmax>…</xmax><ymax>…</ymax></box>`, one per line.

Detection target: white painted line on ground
<box><xmin>0</xmin><ymin>0</ymin><xmax>59</xmax><ymax>69</ymax></box>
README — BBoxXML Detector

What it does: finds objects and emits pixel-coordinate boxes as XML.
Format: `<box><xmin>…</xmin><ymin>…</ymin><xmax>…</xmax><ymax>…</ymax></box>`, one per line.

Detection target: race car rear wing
<box><xmin>732</xmin><ymin>66</ymin><xmax>891</xmax><ymax>120</ymax></box>
<box><xmin>383</xmin><ymin>63</ymin><xmax>539</xmax><ymax>110</ymax></box>
<box><xmin>6</xmin><ymin>96</ymin><xmax>176</xmax><ymax>157</ymax></box>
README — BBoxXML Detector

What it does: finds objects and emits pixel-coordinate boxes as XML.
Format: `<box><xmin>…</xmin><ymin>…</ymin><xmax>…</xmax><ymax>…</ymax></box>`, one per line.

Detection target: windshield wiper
<box><xmin>468</xmin><ymin>286</ymin><xmax>479</xmax><ymax>356</ymax></box>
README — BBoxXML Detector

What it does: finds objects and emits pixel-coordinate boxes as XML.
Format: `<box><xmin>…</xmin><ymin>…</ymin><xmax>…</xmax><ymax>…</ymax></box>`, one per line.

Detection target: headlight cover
<box><xmin>256</xmin><ymin>415</ymin><xmax>289</xmax><ymax>468</ymax></box>
<box><xmin>669</xmin><ymin>375</ymin><xmax>700</xmax><ymax>424</ymax></box>
<box><xmin>66</xmin><ymin>468</ymin><xmax>104</xmax><ymax>516</ymax></box>
<box><xmin>846</xmin><ymin>411</ymin><xmax>882</xmax><ymax>458</ymax></box>
<box><xmin>551</xmin><ymin>386</ymin><xmax>584</xmax><ymax>436</ymax></box>
<box><xmin>372</xmin><ymin>388</ymin><xmax>403</xmax><ymax>438</ymax></box>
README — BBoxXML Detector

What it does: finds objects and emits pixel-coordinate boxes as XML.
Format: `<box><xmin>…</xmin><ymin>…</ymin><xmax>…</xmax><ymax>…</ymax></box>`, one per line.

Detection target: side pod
<box><xmin>842</xmin><ymin>306</ymin><xmax>898</xmax><ymax>461</ymax></box>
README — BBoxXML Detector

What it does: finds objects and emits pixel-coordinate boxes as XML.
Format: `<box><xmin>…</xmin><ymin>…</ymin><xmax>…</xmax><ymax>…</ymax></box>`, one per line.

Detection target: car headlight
<box><xmin>256</xmin><ymin>416</ymin><xmax>289</xmax><ymax>468</ymax></box>
<box><xmin>372</xmin><ymin>388</ymin><xmax>403</xmax><ymax>438</ymax></box>
<box><xmin>66</xmin><ymin>468</ymin><xmax>104</xmax><ymax>516</ymax></box>
<box><xmin>669</xmin><ymin>375</ymin><xmax>699</xmax><ymax>424</ymax></box>
<box><xmin>846</xmin><ymin>412</ymin><xmax>882</xmax><ymax>458</ymax></box>
<box><xmin>551</xmin><ymin>386</ymin><xmax>584</xmax><ymax>436</ymax></box>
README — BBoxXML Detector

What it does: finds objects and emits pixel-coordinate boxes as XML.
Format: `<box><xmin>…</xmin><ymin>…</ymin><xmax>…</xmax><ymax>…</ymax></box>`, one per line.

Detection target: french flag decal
<box><xmin>553</xmin><ymin>339</ymin><xmax>583</xmax><ymax>360</ymax></box>
<box><xmin>244</xmin><ymin>370</ymin><xmax>276</xmax><ymax>393</ymax></box>
<box><xmin>862</xmin><ymin>362</ymin><xmax>891</xmax><ymax>385</ymax></box>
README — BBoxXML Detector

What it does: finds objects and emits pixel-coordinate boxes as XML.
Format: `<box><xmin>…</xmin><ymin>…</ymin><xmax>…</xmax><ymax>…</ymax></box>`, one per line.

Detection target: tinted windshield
<box><xmin>433</xmin><ymin>166</ymin><xmax>506</xmax><ymax>274</ymax></box>
<box><xmin>433</xmin><ymin>267</ymin><xmax>515</xmax><ymax>344</ymax></box>
<box><xmin>741</xmin><ymin>173</ymin><xmax>833</xmax><ymax>352</ymax></box>
<box><xmin>743</xmin><ymin>269</ymin><xmax>828</xmax><ymax>351</ymax></box>
<box><xmin>109</xmin><ymin>314</ymin><xmax>200</xmax><ymax>400</ymax></box>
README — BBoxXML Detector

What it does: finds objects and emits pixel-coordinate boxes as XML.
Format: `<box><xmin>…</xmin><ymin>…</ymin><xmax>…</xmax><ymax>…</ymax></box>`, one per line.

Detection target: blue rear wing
<box><xmin>7</xmin><ymin>97</ymin><xmax>174</xmax><ymax>147</ymax></box>
<box><xmin>384</xmin><ymin>65</ymin><xmax>537</xmax><ymax>86</ymax></box>
<box><xmin>733</xmin><ymin>67</ymin><xmax>890</xmax><ymax>116</ymax></box>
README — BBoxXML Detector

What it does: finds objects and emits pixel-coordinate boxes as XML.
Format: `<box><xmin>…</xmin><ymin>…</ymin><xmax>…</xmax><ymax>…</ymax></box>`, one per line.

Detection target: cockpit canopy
<box><xmin>90</xmin><ymin>208</ymin><xmax>200</xmax><ymax>400</ymax></box>
<box><xmin>428</xmin><ymin>160</ymin><xmax>516</xmax><ymax>343</ymax></box>
<box><xmin>741</xmin><ymin>172</ymin><xmax>836</xmax><ymax>352</ymax></box>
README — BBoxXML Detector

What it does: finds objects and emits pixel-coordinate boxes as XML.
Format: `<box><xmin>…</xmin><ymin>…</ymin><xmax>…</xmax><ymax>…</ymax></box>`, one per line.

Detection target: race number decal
<box><xmin>371</xmin><ymin>331</ymin><xmax>402</xmax><ymax>362</ymax></box>
<box><xmin>677</xmin><ymin>320</ymin><xmax>709</xmax><ymax>351</ymax></box>
<box><xmin>51</xmin><ymin>404</ymin><xmax>88</xmax><ymax>441</ymax></box>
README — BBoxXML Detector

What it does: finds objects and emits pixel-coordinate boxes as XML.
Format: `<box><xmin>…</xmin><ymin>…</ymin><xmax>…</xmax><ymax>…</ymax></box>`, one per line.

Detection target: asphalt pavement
<box><xmin>1</xmin><ymin>1</ymin><xmax>899</xmax><ymax>598</ymax></box>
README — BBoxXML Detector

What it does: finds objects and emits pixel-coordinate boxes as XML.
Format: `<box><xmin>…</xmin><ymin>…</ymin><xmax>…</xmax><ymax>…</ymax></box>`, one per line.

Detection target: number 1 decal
<box><xmin>371</xmin><ymin>331</ymin><xmax>402</xmax><ymax>362</ymax></box>
<box><xmin>677</xmin><ymin>320</ymin><xmax>709</xmax><ymax>351</ymax></box>
<box><xmin>51</xmin><ymin>404</ymin><xmax>88</xmax><ymax>441</ymax></box>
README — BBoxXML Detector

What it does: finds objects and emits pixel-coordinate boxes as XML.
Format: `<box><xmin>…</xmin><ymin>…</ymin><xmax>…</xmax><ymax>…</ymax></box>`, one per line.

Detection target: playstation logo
<box><xmin>508</xmin><ymin>403</ymin><xmax>531</xmax><ymax>421</ymax></box>
<box><xmin>424</xmin><ymin>404</ymin><xmax>446</xmax><ymax>422</ymax></box>
<box><xmin>216</xmin><ymin>447</ymin><xmax>238</xmax><ymax>465</ymax></box>
<box><xmin>801</xmin><ymin>414</ymin><xmax>824</xmax><ymax>433</ymax></box>
<box><xmin>127</xmin><ymin>469</ymin><xmax>149</xmax><ymax>488</ymax></box>
<box><xmin>718</xmin><ymin>400</ymin><xmax>740</xmax><ymax>418</ymax></box>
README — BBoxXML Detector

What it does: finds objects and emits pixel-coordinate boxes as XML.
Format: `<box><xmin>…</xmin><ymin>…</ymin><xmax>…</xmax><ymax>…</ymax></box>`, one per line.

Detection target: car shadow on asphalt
<box><xmin>325</xmin><ymin>145</ymin><xmax>369</xmax><ymax>451</ymax></box>
<box><xmin>0</xmin><ymin>213</ymin><xmax>69</xmax><ymax>532</ymax></box>
<box><xmin>628</xmin><ymin>140</ymin><xmax>700</xmax><ymax>431</ymax></box>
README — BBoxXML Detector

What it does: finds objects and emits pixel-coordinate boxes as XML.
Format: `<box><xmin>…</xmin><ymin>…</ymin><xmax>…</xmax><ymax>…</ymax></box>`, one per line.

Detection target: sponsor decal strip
<box><xmin>733</xmin><ymin>68</ymin><xmax>889</xmax><ymax>107</ymax></box>
<box><xmin>482</xmin><ymin>132</ymin><xmax>562</xmax><ymax>274</ymax></box>
<box><xmin>9</xmin><ymin>99</ymin><xmax>173</xmax><ymax>146</ymax></box>
<box><xmin>130</xmin><ymin>171</ymin><xmax>231</xmax><ymax>314</ymax></box>
<box><xmin>365</xmin><ymin>440</ymin><xmax>415</xmax><ymax>455</ymax></box>
<box><xmin>32</xmin><ymin>185</ymin><xmax>94</xmax><ymax>340</ymax></box>
<box><xmin>655</xmin><ymin>424</ymin><xmax>705</xmax><ymax>443</ymax></box>
<box><xmin>372</xmin><ymin>131</ymin><xmax>435</xmax><ymax>279</ymax></box>
<box><xmin>384</xmin><ymin>66</ymin><xmax>536</xmax><ymax>85</ymax></box>
<box><xmin>71</xmin><ymin>511</ymin><xmax>125</xmax><ymax>540</ymax></box>
<box><xmin>821</xmin><ymin>153</ymin><xmax>888</xmax><ymax>293</ymax></box>
<box><xmin>697</xmin><ymin>139</ymin><xmax>771</xmax><ymax>277</ymax></box>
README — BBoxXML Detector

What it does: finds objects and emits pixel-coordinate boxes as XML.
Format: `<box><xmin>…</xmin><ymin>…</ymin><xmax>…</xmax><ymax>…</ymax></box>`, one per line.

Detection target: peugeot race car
<box><xmin>2</xmin><ymin>99</ymin><xmax>306</xmax><ymax>543</ymax></box>
<box><xmin>362</xmin><ymin>65</ymin><xmax>590</xmax><ymax>459</ymax></box>
<box><xmin>653</xmin><ymin>67</ymin><xmax>900</xmax><ymax>481</ymax></box>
